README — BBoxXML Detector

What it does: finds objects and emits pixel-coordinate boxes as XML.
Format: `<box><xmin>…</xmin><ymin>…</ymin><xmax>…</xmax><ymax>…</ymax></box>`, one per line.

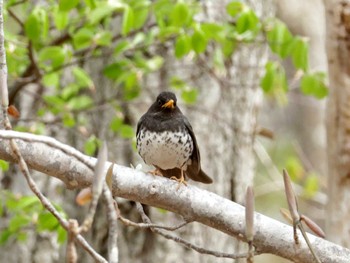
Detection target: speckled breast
<box><xmin>136</xmin><ymin>129</ymin><xmax>193</xmax><ymax>170</ymax></box>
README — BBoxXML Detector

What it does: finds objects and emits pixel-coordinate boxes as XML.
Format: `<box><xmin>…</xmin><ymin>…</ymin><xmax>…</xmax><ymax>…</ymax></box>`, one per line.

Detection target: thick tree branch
<box><xmin>0</xmin><ymin>130</ymin><xmax>349</xmax><ymax>262</ymax></box>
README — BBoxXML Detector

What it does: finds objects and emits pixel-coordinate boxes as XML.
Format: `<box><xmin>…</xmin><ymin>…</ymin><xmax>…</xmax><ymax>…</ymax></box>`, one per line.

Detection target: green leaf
<box><xmin>24</xmin><ymin>8</ymin><xmax>49</xmax><ymax>42</ymax></box>
<box><xmin>181</xmin><ymin>89</ymin><xmax>198</xmax><ymax>104</ymax></box>
<box><xmin>236</xmin><ymin>9</ymin><xmax>260</xmax><ymax>35</ymax></box>
<box><xmin>170</xmin><ymin>76</ymin><xmax>186</xmax><ymax>90</ymax></box>
<box><xmin>88</xmin><ymin>3</ymin><xmax>116</xmax><ymax>25</ymax></box>
<box><xmin>9</xmin><ymin>215</ymin><xmax>31</xmax><ymax>232</ymax></box>
<box><xmin>44</xmin><ymin>95</ymin><xmax>66</xmax><ymax>109</ymax></box>
<box><xmin>114</xmin><ymin>40</ymin><xmax>131</xmax><ymax>55</ymax></box>
<box><xmin>191</xmin><ymin>29</ymin><xmax>207</xmax><ymax>54</ymax></box>
<box><xmin>303</xmin><ymin>173</ymin><xmax>319</xmax><ymax>198</ymax></box>
<box><xmin>260</xmin><ymin>61</ymin><xmax>287</xmax><ymax>94</ymax></box>
<box><xmin>62</xmin><ymin>113</ymin><xmax>76</xmax><ymax>127</ymax></box>
<box><xmin>57</xmin><ymin>226</ymin><xmax>67</xmax><ymax>244</ymax></box>
<box><xmin>37</xmin><ymin>212</ymin><xmax>59</xmax><ymax>231</ymax></box>
<box><xmin>0</xmin><ymin>230</ymin><xmax>13</xmax><ymax>245</ymax></box>
<box><xmin>201</xmin><ymin>23</ymin><xmax>225</xmax><ymax>41</ymax></box>
<box><xmin>122</xmin><ymin>72</ymin><xmax>140</xmax><ymax>100</ymax></box>
<box><xmin>221</xmin><ymin>39</ymin><xmax>236</xmax><ymax>57</ymax></box>
<box><xmin>0</xmin><ymin>160</ymin><xmax>9</xmax><ymax>172</ymax></box>
<box><xmin>226</xmin><ymin>1</ymin><xmax>244</xmax><ymax>17</ymax></box>
<box><xmin>170</xmin><ymin>2</ymin><xmax>190</xmax><ymax>27</ymax></box>
<box><xmin>144</xmin><ymin>56</ymin><xmax>164</xmax><ymax>71</ymax></box>
<box><xmin>53</xmin><ymin>9</ymin><xmax>68</xmax><ymax>30</ymax></box>
<box><xmin>110</xmin><ymin>117</ymin><xmax>123</xmax><ymax>132</ymax></box>
<box><xmin>67</xmin><ymin>95</ymin><xmax>93</xmax><ymax>110</ymax></box>
<box><xmin>266</xmin><ymin>19</ymin><xmax>294</xmax><ymax>58</ymax></box>
<box><xmin>11</xmin><ymin>196</ymin><xmax>38</xmax><ymax>211</ymax></box>
<box><xmin>133</xmin><ymin>1</ymin><xmax>150</xmax><ymax>29</ymax></box>
<box><xmin>95</xmin><ymin>31</ymin><xmax>112</xmax><ymax>46</ymax></box>
<box><xmin>300</xmin><ymin>72</ymin><xmax>328</xmax><ymax>99</ymax></box>
<box><xmin>73</xmin><ymin>67</ymin><xmax>94</xmax><ymax>88</ymax></box>
<box><xmin>103</xmin><ymin>61</ymin><xmax>128</xmax><ymax>80</ymax></box>
<box><xmin>59</xmin><ymin>0</ymin><xmax>79</xmax><ymax>12</ymax></box>
<box><xmin>73</xmin><ymin>27</ymin><xmax>94</xmax><ymax>49</ymax></box>
<box><xmin>61</xmin><ymin>84</ymin><xmax>80</xmax><ymax>100</ymax></box>
<box><xmin>39</xmin><ymin>46</ymin><xmax>66</xmax><ymax>69</ymax></box>
<box><xmin>42</xmin><ymin>73</ymin><xmax>60</xmax><ymax>88</ymax></box>
<box><xmin>120</xmin><ymin>124</ymin><xmax>134</xmax><ymax>139</ymax></box>
<box><xmin>122</xmin><ymin>5</ymin><xmax>134</xmax><ymax>36</ymax></box>
<box><xmin>84</xmin><ymin>135</ymin><xmax>98</xmax><ymax>155</ymax></box>
<box><xmin>291</xmin><ymin>37</ymin><xmax>309</xmax><ymax>71</ymax></box>
<box><xmin>84</xmin><ymin>0</ymin><xmax>97</xmax><ymax>9</ymax></box>
<box><xmin>175</xmin><ymin>34</ymin><xmax>191</xmax><ymax>58</ymax></box>
<box><xmin>285</xmin><ymin>156</ymin><xmax>304</xmax><ymax>181</ymax></box>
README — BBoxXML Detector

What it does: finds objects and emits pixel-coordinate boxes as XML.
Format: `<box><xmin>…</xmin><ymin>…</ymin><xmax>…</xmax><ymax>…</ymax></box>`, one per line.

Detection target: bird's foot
<box><xmin>170</xmin><ymin>176</ymin><xmax>187</xmax><ymax>190</ymax></box>
<box><xmin>148</xmin><ymin>169</ymin><xmax>163</xmax><ymax>177</ymax></box>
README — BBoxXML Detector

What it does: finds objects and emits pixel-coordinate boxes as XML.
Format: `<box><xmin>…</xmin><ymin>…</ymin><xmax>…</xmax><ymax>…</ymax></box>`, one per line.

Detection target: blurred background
<box><xmin>0</xmin><ymin>0</ymin><xmax>333</xmax><ymax>262</ymax></box>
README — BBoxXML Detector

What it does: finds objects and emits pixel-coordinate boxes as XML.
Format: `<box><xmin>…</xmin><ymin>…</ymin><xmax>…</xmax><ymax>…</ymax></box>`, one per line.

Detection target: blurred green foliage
<box><xmin>2</xmin><ymin>0</ymin><xmax>326</xmax><ymax>244</ymax></box>
<box><xmin>4</xmin><ymin>0</ymin><xmax>327</xmax><ymax>145</ymax></box>
<box><xmin>0</xmin><ymin>190</ymin><xmax>67</xmax><ymax>245</ymax></box>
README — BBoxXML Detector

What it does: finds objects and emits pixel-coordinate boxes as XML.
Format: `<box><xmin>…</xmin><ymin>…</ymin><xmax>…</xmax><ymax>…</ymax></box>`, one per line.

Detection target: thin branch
<box><xmin>0</xmin><ymin>131</ymin><xmax>349</xmax><ymax>262</ymax></box>
<box><xmin>135</xmin><ymin>202</ymin><xmax>253</xmax><ymax>260</ymax></box>
<box><xmin>80</xmin><ymin>142</ymin><xmax>107</xmax><ymax>232</ymax></box>
<box><xmin>103</xmin><ymin>185</ymin><xmax>119</xmax><ymax>263</ymax></box>
<box><xmin>114</xmin><ymin>201</ymin><xmax>190</xmax><ymax>231</ymax></box>
<box><xmin>0</xmin><ymin>4</ymin><xmax>107</xmax><ymax>262</ymax></box>
<box><xmin>66</xmin><ymin>219</ymin><xmax>78</xmax><ymax>263</ymax></box>
<box><xmin>7</xmin><ymin>8</ymin><xmax>24</xmax><ymax>27</ymax></box>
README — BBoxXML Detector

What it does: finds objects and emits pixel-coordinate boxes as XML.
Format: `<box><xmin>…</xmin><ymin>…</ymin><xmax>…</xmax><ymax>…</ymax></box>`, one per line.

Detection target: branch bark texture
<box><xmin>0</xmin><ymin>130</ymin><xmax>349</xmax><ymax>262</ymax></box>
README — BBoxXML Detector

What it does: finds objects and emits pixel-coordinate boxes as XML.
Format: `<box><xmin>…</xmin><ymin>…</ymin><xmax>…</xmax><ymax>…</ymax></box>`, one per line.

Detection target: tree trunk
<box><xmin>325</xmin><ymin>0</ymin><xmax>350</xmax><ymax>247</ymax></box>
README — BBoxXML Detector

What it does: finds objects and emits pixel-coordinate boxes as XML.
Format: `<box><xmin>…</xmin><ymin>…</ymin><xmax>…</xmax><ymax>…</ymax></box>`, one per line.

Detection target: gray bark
<box><xmin>0</xmin><ymin>130</ymin><xmax>349</xmax><ymax>263</ymax></box>
<box><xmin>325</xmin><ymin>0</ymin><xmax>350</xmax><ymax>247</ymax></box>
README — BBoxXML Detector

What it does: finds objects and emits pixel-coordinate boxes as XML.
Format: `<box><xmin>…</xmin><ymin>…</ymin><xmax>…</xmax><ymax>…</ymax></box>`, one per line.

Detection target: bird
<box><xmin>136</xmin><ymin>91</ymin><xmax>213</xmax><ymax>186</ymax></box>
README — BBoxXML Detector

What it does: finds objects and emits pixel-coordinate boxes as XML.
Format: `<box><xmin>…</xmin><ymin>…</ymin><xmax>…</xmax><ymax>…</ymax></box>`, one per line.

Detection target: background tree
<box><xmin>0</xmin><ymin>0</ymin><xmax>334</xmax><ymax>262</ymax></box>
<box><xmin>325</xmin><ymin>0</ymin><xmax>350</xmax><ymax>247</ymax></box>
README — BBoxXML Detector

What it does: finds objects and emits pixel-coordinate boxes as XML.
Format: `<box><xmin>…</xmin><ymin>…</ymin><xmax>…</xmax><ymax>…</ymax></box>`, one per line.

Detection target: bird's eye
<box><xmin>157</xmin><ymin>99</ymin><xmax>162</xmax><ymax>106</ymax></box>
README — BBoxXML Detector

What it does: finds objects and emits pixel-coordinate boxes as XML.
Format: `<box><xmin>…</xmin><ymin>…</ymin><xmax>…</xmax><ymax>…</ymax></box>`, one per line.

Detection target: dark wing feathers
<box><xmin>183</xmin><ymin>117</ymin><xmax>213</xmax><ymax>184</ymax></box>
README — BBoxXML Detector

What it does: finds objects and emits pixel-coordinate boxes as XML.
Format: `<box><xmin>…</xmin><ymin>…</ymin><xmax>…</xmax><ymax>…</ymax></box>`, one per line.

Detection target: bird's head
<box><xmin>154</xmin><ymin>91</ymin><xmax>177</xmax><ymax>111</ymax></box>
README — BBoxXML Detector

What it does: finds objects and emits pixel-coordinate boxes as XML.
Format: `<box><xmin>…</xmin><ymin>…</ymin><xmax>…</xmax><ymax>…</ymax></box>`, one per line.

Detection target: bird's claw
<box><xmin>148</xmin><ymin>169</ymin><xmax>163</xmax><ymax>177</ymax></box>
<box><xmin>170</xmin><ymin>176</ymin><xmax>187</xmax><ymax>190</ymax></box>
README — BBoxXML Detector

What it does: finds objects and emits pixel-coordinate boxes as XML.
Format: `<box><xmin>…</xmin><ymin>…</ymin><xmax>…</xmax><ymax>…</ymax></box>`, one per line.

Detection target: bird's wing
<box><xmin>136</xmin><ymin>114</ymin><xmax>145</xmax><ymax>136</ymax></box>
<box><xmin>183</xmin><ymin>117</ymin><xmax>213</xmax><ymax>184</ymax></box>
<box><xmin>183</xmin><ymin>117</ymin><xmax>201</xmax><ymax>173</ymax></box>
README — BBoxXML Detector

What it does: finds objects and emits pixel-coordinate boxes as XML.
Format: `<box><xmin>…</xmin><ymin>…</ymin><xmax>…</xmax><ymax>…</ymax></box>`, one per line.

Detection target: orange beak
<box><xmin>162</xmin><ymin>99</ymin><xmax>175</xmax><ymax>109</ymax></box>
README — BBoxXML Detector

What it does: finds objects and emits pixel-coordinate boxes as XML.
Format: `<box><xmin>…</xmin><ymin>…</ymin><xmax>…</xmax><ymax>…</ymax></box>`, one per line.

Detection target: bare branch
<box><xmin>103</xmin><ymin>185</ymin><xmax>119</xmax><ymax>263</ymax></box>
<box><xmin>245</xmin><ymin>186</ymin><xmax>255</xmax><ymax>263</ymax></box>
<box><xmin>0</xmin><ymin>130</ymin><xmax>349</xmax><ymax>262</ymax></box>
<box><xmin>67</xmin><ymin>220</ymin><xmax>79</xmax><ymax>263</ymax></box>
<box><xmin>80</xmin><ymin>142</ymin><xmax>108</xmax><ymax>232</ymax></box>
<box><xmin>135</xmin><ymin>202</ymin><xmax>251</xmax><ymax>259</ymax></box>
<box><xmin>114</xmin><ymin>201</ymin><xmax>190</xmax><ymax>231</ymax></box>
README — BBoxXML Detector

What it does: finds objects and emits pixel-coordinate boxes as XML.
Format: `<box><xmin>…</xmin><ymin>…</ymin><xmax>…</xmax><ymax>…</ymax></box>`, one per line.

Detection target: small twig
<box><xmin>66</xmin><ymin>219</ymin><xmax>78</xmax><ymax>263</ymax></box>
<box><xmin>114</xmin><ymin>201</ymin><xmax>189</xmax><ymax>231</ymax></box>
<box><xmin>283</xmin><ymin>169</ymin><xmax>300</xmax><ymax>244</ymax></box>
<box><xmin>283</xmin><ymin>169</ymin><xmax>321</xmax><ymax>263</ymax></box>
<box><xmin>135</xmin><ymin>202</ymin><xmax>253</xmax><ymax>259</ymax></box>
<box><xmin>7</xmin><ymin>8</ymin><xmax>24</xmax><ymax>27</ymax></box>
<box><xmin>80</xmin><ymin>142</ymin><xmax>107</xmax><ymax>232</ymax></box>
<box><xmin>297</xmin><ymin>222</ymin><xmax>321</xmax><ymax>263</ymax></box>
<box><xmin>0</xmin><ymin>4</ymin><xmax>107</xmax><ymax>262</ymax></box>
<box><xmin>245</xmin><ymin>186</ymin><xmax>255</xmax><ymax>263</ymax></box>
<box><xmin>103</xmin><ymin>184</ymin><xmax>119</xmax><ymax>263</ymax></box>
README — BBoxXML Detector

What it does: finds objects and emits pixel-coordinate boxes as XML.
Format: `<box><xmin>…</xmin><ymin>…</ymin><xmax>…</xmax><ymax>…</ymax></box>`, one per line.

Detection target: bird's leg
<box><xmin>148</xmin><ymin>168</ymin><xmax>163</xmax><ymax>177</ymax></box>
<box><xmin>171</xmin><ymin>168</ymin><xmax>187</xmax><ymax>189</ymax></box>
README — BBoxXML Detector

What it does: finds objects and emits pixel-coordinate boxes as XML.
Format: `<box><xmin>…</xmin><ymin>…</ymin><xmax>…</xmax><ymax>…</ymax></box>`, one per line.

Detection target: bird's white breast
<box><xmin>137</xmin><ymin>130</ymin><xmax>193</xmax><ymax>170</ymax></box>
